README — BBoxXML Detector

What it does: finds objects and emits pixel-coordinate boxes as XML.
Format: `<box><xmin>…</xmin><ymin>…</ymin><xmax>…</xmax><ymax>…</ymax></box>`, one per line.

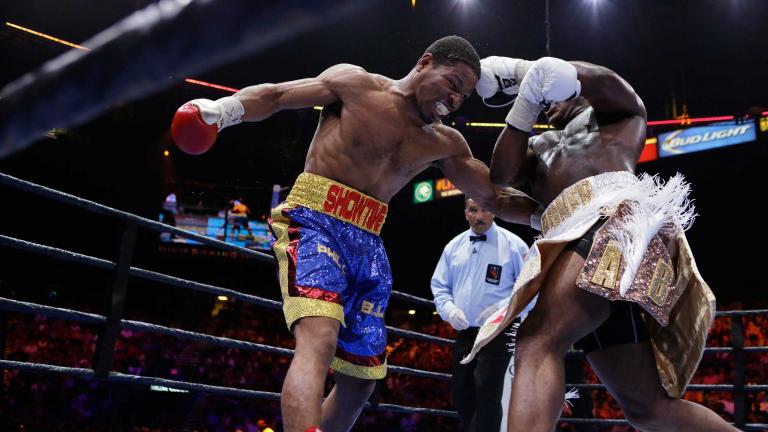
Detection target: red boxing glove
<box><xmin>171</xmin><ymin>102</ymin><xmax>218</xmax><ymax>155</ymax></box>
<box><xmin>171</xmin><ymin>96</ymin><xmax>244</xmax><ymax>155</ymax></box>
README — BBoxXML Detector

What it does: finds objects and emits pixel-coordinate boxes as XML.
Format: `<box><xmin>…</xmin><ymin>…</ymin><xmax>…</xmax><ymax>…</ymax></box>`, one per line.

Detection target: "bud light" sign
<box><xmin>658</xmin><ymin>121</ymin><xmax>755</xmax><ymax>158</ymax></box>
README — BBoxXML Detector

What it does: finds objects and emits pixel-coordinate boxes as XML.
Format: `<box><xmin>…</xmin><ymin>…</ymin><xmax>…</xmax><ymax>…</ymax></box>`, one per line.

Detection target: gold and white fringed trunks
<box><xmin>463</xmin><ymin>171</ymin><xmax>716</xmax><ymax>398</ymax></box>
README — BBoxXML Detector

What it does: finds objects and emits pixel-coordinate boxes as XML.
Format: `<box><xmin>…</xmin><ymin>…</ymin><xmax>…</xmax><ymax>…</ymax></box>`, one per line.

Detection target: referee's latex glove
<box><xmin>445</xmin><ymin>303</ymin><xmax>470</xmax><ymax>330</ymax></box>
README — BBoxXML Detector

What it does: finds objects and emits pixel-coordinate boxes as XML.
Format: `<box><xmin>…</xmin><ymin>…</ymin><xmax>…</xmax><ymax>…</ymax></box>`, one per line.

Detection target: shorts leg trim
<box><xmin>283</xmin><ymin>296</ymin><xmax>345</xmax><ymax>330</ymax></box>
<box><xmin>330</xmin><ymin>357</ymin><xmax>387</xmax><ymax>380</ymax></box>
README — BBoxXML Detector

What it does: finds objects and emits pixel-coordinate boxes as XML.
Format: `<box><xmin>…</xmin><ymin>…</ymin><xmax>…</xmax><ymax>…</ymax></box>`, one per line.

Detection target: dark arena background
<box><xmin>1</xmin><ymin>1</ymin><xmax>767</xmax><ymax>431</ymax></box>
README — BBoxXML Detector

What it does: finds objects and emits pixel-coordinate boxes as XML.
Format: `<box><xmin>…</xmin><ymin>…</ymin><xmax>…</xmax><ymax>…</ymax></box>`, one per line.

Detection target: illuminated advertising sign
<box><xmin>413</xmin><ymin>180</ymin><xmax>434</xmax><ymax>203</ymax></box>
<box><xmin>435</xmin><ymin>178</ymin><xmax>463</xmax><ymax>198</ymax></box>
<box><xmin>638</xmin><ymin>138</ymin><xmax>658</xmax><ymax>163</ymax></box>
<box><xmin>658</xmin><ymin>121</ymin><xmax>755</xmax><ymax>158</ymax></box>
<box><xmin>413</xmin><ymin>178</ymin><xmax>464</xmax><ymax>204</ymax></box>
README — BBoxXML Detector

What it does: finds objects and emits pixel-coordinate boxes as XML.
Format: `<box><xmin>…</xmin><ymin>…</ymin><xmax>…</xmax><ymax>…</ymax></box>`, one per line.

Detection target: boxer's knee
<box><xmin>293</xmin><ymin>316</ymin><xmax>340</xmax><ymax>362</ymax></box>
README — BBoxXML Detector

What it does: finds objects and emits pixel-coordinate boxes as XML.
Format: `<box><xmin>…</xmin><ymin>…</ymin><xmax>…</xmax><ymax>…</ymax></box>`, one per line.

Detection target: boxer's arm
<box><xmin>437</xmin><ymin>131</ymin><xmax>539</xmax><ymax>225</ymax></box>
<box><xmin>235</xmin><ymin>63</ymin><xmax>367</xmax><ymax>122</ymax></box>
<box><xmin>570</xmin><ymin>61</ymin><xmax>647</xmax><ymax>121</ymax></box>
<box><xmin>171</xmin><ymin>64</ymin><xmax>367</xmax><ymax>154</ymax></box>
<box><xmin>570</xmin><ymin>62</ymin><xmax>647</xmax><ymax>157</ymax></box>
<box><xmin>489</xmin><ymin>126</ymin><xmax>535</xmax><ymax>188</ymax></box>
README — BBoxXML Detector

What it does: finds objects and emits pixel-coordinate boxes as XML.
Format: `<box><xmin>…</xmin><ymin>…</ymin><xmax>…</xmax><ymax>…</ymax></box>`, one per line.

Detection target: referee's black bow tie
<box><xmin>469</xmin><ymin>235</ymin><xmax>487</xmax><ymax>243</ymax></box>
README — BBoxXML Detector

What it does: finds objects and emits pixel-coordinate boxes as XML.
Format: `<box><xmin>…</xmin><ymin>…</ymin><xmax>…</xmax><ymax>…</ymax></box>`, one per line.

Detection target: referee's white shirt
<box><xmin>431</xmin><ymin>222</ymin><xmax>531</xmax><ymax>327</ymax></box>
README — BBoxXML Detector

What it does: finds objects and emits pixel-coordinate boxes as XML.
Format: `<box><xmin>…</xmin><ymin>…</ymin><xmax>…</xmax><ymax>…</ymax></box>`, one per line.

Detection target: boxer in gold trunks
<box><xmin>467</xmin><ymin>56</ymin><xmax>738</xmax><ymax>431</ymax></box>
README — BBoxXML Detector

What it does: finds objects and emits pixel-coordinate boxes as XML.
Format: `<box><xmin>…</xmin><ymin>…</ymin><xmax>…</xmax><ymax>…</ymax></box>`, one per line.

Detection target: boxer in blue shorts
<box><xmin>172</xmin><ymin>36</ymin><xmax>538</xmax><ymax>432</ymax></box>
<box><xmin>271</xmin><ymin>173</ymin><xmax>392</xmax><ymax>380</ymax></box>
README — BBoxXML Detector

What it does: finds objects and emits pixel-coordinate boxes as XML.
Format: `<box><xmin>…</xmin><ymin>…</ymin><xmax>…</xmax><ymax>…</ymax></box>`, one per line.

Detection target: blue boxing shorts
<box><xmin>269</xmin><ymin>172</ymin><xmax>391</xmax><ymax>379</ymax></box>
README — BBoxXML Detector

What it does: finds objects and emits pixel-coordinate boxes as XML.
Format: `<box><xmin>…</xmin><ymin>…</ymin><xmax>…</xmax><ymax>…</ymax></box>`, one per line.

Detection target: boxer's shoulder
<box><xmin>320</xmin><ymin>64</ymin><xmax>379</xmax><ymax>93</ymax></box>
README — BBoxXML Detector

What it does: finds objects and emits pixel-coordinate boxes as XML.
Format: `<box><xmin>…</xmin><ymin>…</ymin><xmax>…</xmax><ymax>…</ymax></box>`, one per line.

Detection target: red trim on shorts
<box><xmin>336</xmin><ymin>347</ymin><xmax>386</xmax><ymax>367</ymax></box>
<box><xmin>279</xmin><ymin>212</ymin><xmax>342</xmax><ymax>305</ymax></box>
<box><xmin>280</xmin><ymin>209</ymin><xmax>301</xmax><ymax>296</ymax></box>
<box><xmin>294</xmin><ymin>285</ymin><xmax>341</xmax><ymax>304</ymax></box>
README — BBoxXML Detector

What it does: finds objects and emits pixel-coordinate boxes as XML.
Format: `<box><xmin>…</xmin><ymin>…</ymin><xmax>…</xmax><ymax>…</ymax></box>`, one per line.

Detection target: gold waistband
<box><xmin>541</xmin><ymin>179</ymin><xmax>594</xmax><ymax>236</ymax></box>
<box><xmin>540</xmin><ymin>172</ymin><xmax>638</xmax><ymax>236</ymax></box>
<box><xmin>286</xmin><ymin>173</ymin><xmax>388</xmax><ymax>235</ymax></box>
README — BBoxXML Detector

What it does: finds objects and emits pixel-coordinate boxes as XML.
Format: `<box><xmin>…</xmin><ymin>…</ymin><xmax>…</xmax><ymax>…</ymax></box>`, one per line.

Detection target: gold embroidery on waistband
<box><xmin>286</xmin><ymin>173</ymin><xmax>388</xmax><ymax>235</ymax></box>
<box><xmin>541</xmin><ymin>179</ymin><xmax>594</xmax><ymax>235</ymax></box>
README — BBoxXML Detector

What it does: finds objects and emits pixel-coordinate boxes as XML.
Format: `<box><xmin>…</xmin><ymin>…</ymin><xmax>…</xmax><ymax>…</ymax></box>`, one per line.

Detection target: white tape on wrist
<box><xmin>216</xmin><ymin>96</ymin><xmax>245</xmax><ymax>130</ymax></box>
<box><xmin>505</xmin><ymin>97</ymin><xmax>542</xmax><ymax>132</ymax></box>
<box><xmin>516</xmin><ymin>59</ymin><xmax>533</xmax><ymax>80</ymax></box>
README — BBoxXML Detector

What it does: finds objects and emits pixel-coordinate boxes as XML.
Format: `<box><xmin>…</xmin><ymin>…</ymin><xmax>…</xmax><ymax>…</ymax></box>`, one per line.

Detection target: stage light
<box><xmin>183</xmin><ymin>78</ymin><xmax>239</xmax><ymax>93</ymax></box>
<box><xmin>647</xmin><ymin>116</ymin><xmax>733</xmax><ymax>126</ymax></box>
<box><xmin>163</xmin><ymin>150</ymin><xmax>170</xmax><ymax>157</ymax></box>
<box><xmin>5</xmin><ymin>22</ymin><xmax>88</xmax><ymax>51</ymax></box>
<box><xmin>408</xmin><ymin>309</ymin><xmax>416</xmax><ymax>315</ymax></box>
<box><xmin>217</xmin><ymin>295</ymin><xmax>229</xmax><ymax>301</ymax></box>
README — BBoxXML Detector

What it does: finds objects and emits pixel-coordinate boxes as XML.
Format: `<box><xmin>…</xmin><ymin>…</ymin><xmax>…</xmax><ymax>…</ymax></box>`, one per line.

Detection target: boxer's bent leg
<box><xmin>283</xmin><ymin>316</ymin><xmax>341</xmax><ymax>432</ymax></box>
<box><xmin>271</xmin><ymin>204</ymin><xmax>350</xmax><ymax>432</ymax></box>
<box><xmin>320</xmin><ymin>372</ymin><xmax>376</xmax><ymax>432</ymax></box>
<box><xmin>507</xmin><ymin>249</ymin><xmax>611</xmax><ymax>432</ymax></box>
<box><xmin>588</xmin><ymin>342</ymin><xmax>740</xmax><ymax>432</ymax></box>
<box><xmin>321</xmin><ymin>232</ymin><xmax>391</xmax><ymax>431</ymax></box>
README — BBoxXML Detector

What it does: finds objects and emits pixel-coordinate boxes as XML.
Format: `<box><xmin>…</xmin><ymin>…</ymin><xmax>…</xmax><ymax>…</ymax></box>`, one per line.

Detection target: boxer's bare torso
<box><xmin>527</xmin><ymin>103</ymin><xmax>646</xmax><ymax>205</ymax></box>
<box><xmin>237</xmin><ymin>60</ymin><xmax>539</xmax><ymax>223</ymax></box>
<box><xmin>302</xmin><ymin>64</ymin><xmax>476</xmax><ymax>202</ymax></box>
<box><xmin>491</xmin><ymin>62</ymin><xmax>647</xmax><ymax>208</ymax></box>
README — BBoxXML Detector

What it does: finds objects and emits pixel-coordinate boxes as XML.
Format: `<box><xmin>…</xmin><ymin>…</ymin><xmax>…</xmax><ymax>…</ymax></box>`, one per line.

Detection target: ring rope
<box><xmin>4</xmin><ymin>296</ymin><xmax>765</xmax><ymax>389</ymax></box>
<box><xmin>2</xmin><ymin>173</ymin><xmax>768</xmax><ymax>426</ymax></box>
<box><xmin>0</xmin><ymin>171</ymin><xmax>433</xmax><ymax>311</ymax></box>
<box><xmin>3</xmin><ymin>232</ymin><xmax>767</xmax><ymax>352</ymax></box>
<box><xmin>561</xmin><ymin>418</ymin><xmax>768</xmax><ymax>431</ymax></box>
<box><xmin>4</xmin><ymin>233</ymin><xmax>768</xmax><ymax>350</ymax></box>
<box><xmin>129</xmin><ymin>266</ymin><xmax>283</xmax><ymax>310</ymax></box>
<box><xmin>566</xmin><ymin>382</ymin><xmax>768</xmax><ymax>392</ymax></box>
<box><xmin>0</xmin><ymin>0</ymin><xmax>377</xmax><ymax>158</ymax></box>
<box><xmin>5</xmin><ymin>172</ymin><xmax>764</xmax><ymax>320</ymax></box>
<box><xmin>0</xmin><ymin>233</ymin><xmax>455</xmax><ymax>345</ymax></box>
<box><xmin>0</xmin><ymin>172</ymin><xmax>272</xmax><ymax>261</ymax></box>
<box><xmin>3</xmin><ymin>359</ymin><xmax>767</xmax><ymax>429</ymax></box>
<box><xmin>0</xmin><ymin>233</ymin><xmax>283</xmax><ymax>309</ymax></box>
<box><xmin>0</xmin><ymin>233</ymin><xmax>115</xmax><ymax>270</ymax></box>
<box><xmin>714</xmin><ymin>309</ymin><xmax>768</xmax><ymax>317</ymax></box>
<box><xmin>0</xmin><ymin>296</ymin><xmax>451</xmax><ymax>380</ymax></box>
<box><xmin>389</xmin><ymin>290</ymin><xmax>437</xmax><ymax>308</ymax></box>
<box><xmin>0</xmin><ymin>359</ymin><xmax>456</xmax><ymax>417</ymax></box>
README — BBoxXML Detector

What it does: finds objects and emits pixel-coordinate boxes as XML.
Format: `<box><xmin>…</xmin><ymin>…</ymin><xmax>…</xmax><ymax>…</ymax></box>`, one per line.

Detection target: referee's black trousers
<box><xmin>451</xmin><ymin>319</ymin><xmax>518</xmax><ymax>432</ymax></box>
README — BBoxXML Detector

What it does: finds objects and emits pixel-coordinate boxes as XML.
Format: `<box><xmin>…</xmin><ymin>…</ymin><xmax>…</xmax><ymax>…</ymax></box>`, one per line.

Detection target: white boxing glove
<box><xmin>188</xmin><ymin>96</ymin><xmax>245</xmax><ymax>131</ymax></box>
<box><xmin>444</xmin><ymin>302</ymin><xmax>470</xmax><ymax>331</ymax></box>
<box><xmin>476</xmin><ymin>56</ymin><xmax>533</xmax><ymax>107</ymax></box>
<box><xmin>505</xmin><ymin>57</ymin><xmax>581</xmax><ymax>132</ymax></box>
